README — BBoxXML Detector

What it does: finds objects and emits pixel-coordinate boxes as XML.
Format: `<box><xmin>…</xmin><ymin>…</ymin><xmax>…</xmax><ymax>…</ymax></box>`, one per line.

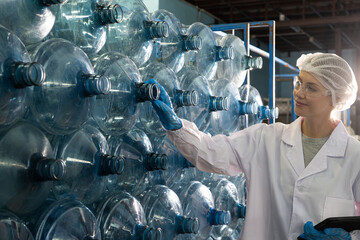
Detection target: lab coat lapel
<box><xmin>282</xmin><ymin>117</ymin><xmax>305</xmax><ymax>176</ymax></box>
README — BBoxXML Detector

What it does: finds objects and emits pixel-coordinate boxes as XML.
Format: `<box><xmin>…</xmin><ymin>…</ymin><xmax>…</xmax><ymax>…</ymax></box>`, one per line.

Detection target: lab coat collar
<box><xmin>281</xmin><ymin>117</ymin><xmax>349</xmax><ymax>179</ymax></box>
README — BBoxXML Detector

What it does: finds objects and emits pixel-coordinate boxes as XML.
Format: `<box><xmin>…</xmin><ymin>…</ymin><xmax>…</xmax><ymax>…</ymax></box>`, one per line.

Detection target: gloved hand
<box><xmin>144</xmin><ymin>79</ymin><xmax>182</xmax><ymax>131</ymax></box>
<box><xmin>299</xmin><ymin>221</ymin><xmax>351</xmax><ymax>240</ymax></box>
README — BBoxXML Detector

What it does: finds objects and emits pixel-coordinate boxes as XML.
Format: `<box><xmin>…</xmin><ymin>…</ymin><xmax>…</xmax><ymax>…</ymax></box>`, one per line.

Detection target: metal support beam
<box><xmin>277</xmin><ymin>14</ymin><xmax>360</xmax><ymax>27</ymax></box>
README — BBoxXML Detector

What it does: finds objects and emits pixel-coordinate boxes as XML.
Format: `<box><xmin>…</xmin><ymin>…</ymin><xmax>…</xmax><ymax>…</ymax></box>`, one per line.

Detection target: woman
<box><xmin>147</xmin><ymin>53</ymin><xmax>360</xmax><ymax>239</ymax></box>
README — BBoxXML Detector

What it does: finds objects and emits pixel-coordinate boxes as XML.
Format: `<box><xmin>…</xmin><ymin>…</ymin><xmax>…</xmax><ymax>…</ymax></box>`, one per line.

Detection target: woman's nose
<box><xmin>293</xmin><ymin>88</ymin><xmax>305</xmax><ymax>98</ymax></box>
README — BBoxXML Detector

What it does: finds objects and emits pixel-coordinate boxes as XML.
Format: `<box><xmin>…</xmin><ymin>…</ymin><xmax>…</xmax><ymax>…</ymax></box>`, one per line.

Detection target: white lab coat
<box><xmin>167</xmin><ymin>117</ymin><xmax>360</xmax><ymax>240</ymax></box>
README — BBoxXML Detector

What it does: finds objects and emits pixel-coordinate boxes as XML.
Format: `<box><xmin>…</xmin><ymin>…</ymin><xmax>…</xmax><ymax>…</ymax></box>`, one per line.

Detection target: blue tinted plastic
<box><xmin>30</xmin><ymin>38</ymin><xmax>110</xmax><ymax>135</ymax></box>
<box><xmin>0</xmin><ymin>210</ymin><xmax>34</xmax><ymax>240</ymax></box>
<box><xmin>141</xmin><ymin>185</ymin><xmax>199</xmax><ymax>239</ymax></box>
<box><xmin>51</xmin><ymin>0</ymin><xmax>123</xmax><ymax>54</ymax></box>
<box><xmin>0</xmin><ymin>121</ymin><xmax>65</xmax><ymax>215</ymax></box>
<box><xmin>96</xmin><ymin>191</ymin><xmax>162</xmax><ymax>240</ymax></box>
<box><xmin>0</xmin><ymin>0</ymin><xmax>65</xmax><ymax>45</ymax></box>
<box><xmin>52</xmin><ymin>124</ymin><xmax>123</xmax><ymax>206</ymax></box>
<box><xmin>92</xmin><ymin>51</ymin><xmax>160</xmax><ymax>136</ymax></box>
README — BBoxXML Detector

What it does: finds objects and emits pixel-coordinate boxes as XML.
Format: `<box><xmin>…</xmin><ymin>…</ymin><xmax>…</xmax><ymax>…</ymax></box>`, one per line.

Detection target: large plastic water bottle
<box><xmin>51</xmin><ymin>0</ymin><xmax>124</xmax><ymax>54</ymax></box>
<box><xmin>92</xmin><ymin>51</ymin><xmax>160</xmax><ymax>136</ymax></box>
<box><xmin>0</xmin><ymin>121</ymin><xmax>65</xmax><ymax>216</ymax></box>
<box><xmin>104</xmin><ymin>0</ymin><xmax>169</xmax><ymax>66</ymax></box>
<box><xmin>96</xmin><ymin>191</ymin><xmax>162</xmax><ymax>240</ymax></box>
<box><xmin>172</xmin><ymin>181</ymin><xmax>231</xmax><ymax>240</ymax></box>
<box><xmin>141</xmin><ymin>185</ymin><xmax>199</xmax><ymax>240</ymax></box>
<box><xmin>29</xmin><ymin>38</ymin><xmax>110</xmax><ymax>136</ymax></box>
<box><xmin>184</xmin><ymin>22</ymin><xmax>233</xmax><ymax>80</ymax></box>
<box><xmin>139</xmin><ymin>62</ymin><xmax>198</xmax><ymax>137</ymax></box>
<box><xmin>216</xmin><ymin>34</ymin><xmax>263</xmax><ymax>88</ymax></box>
<box><xmin>0</xmin><ymin>0</ymin><xmax>67</xmax><ymax>45</ymax></box>
<box><xmin>107</xmin><ymin>128</ymin><xmax>168</xmax><ymax>195</ymax></box>
<box><xmin>52</xmin><ymin>124</ymin><xmax>124</xmax><ymax>207</ymax></box>
<box><xmin>207</xmin><ymin>79</ymin><xmax>258</xmax><ymax>135</ymax></box>
<box><xmin>0</xmin><ymin>25</ymin><xmax>45</xmax><ymax>129</ymax></box>
<box><xmin>0</xmin><ymin>210</ymin><xmax>34</xmax><ymax>240</ymax></box>
<box><xmin>238</xmin><ymin>84</ymin><xmax>279</xmax><ymax>127</ymax></box>
<box><xmin>150</xmin><ymin>9</ymin><xmax>202</xmax><ymax>73</ymax></box>
<box><xmin>177</xmin><ymin>68</ymin><xmax>229</xmax><ymax>131</ymax></box>
<box><xmin>33</xmin><ymin>198</ymin><xmax>101</xmax><ymax>240</ymax></box>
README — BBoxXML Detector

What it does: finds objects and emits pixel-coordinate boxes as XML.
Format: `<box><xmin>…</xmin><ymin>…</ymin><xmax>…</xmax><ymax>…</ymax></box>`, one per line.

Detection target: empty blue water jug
<box><xmin>107</xmin><ymin>128</ymin><xmax>168</xmax><ymax>195</ymax></box>
<box><xmin>207</xmin><ymin>79</ymin><xmax>258</xmax><ymax>135</ymax></box>
<box><xmin>150</xmin><ymin>9</ymin><xmax>202</xmax><ymax>73</ymax></box>
<box><xmin>34</xmin><ymin>198</ymin><xmax>101</xmax><ymax>240</ymax></box>
<box><xmin>51</xmin><ymin>0</ymin><xmax>124</xmax><ymax>54</ymax></box>
<box><xmin>172</xmin><ymin>181</ymin><xmax>231</xmax><ymax>240</ymax></box>
<box><xmin>184</xmin><ymin>22</ymin><xmax>233</xmax><ymax>80</ymax></box>
<box><xmin>228</xmin><ymin>173</ymin><xmax>247</xmax><ymax>205</ymax></box>
<box><xmin>0</xmin><ymin>0</ymin><xmax>67</xmax><ymax>45</ymax></box>
<box><xmin>96</xmin><ymin>191</ymin><xmax>162</xmax><ymax>240</ymax></box>
<box><xmin>104</xmin><ymin>0</ymin><xmax>169</xmax><ymax>66</ymax></box>
<box><xmin>29</xmin><ymin>38</ymin><xmax>110</xmax><ymax>135</ymax></box>
<box><xmin>177</xmin><ymin>68</ymin><xmax>229</xmax><ymax>131</ymax></box>
<box><xmin>52</xmin><ymin>124</ymin><xmax>124</xmax><ymax>206</ymax></box>
<box><xmin>92</xmin><ymin>51</ymin><xmax>160</xmax><ymax>136</ymax></box>
<box><xmin>0</xmin><ymin>25</ymin><xmax>45</xmax><ymax>129</ymax></box>
<box><xmin>0</xmin><ymin>210</ymin><xmax>34</xmax><ymax>240</ymax></box>
<box><xmin>0</xmin><ymin>121</ymin><xmax>65</xmax><ymax>216</ymax></box>
<box><xmin>139</xmin><ymin>62</ymin><xmax>198</xmax><ymax>137</ymax></box>
<box><xmin>141</xmin><ymin>185</ymin><xmax>199</xmax><ymax>240</ymax></box>
<box><xmin>216</xmin><ymin>34</ymin><xmax>263</xmax><ymax>88</ymax></box>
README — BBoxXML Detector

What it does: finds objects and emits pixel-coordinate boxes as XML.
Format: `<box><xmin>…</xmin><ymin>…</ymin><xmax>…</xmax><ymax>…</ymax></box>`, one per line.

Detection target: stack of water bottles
<box><xmin>0</xmin><ymin>0</ymin><xmax>278</xmax><ymax>239</ymax></box>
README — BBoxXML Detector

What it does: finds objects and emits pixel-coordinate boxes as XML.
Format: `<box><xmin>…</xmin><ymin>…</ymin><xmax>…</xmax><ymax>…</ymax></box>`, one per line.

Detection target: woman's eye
<box><xmin>306</xmin><ymin>86</ymin><xmax>317</xmax><ymax>92</ymax></box>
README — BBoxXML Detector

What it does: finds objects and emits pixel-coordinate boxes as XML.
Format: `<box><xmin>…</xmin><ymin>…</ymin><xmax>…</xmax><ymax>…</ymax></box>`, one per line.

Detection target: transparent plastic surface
<box><xmin>30</xmin><ymin>38</ymin><xmax>110</xmax><ymax>135</ymax></box>
<box><xmin>139</xmin><ymin>62</ymin><xmax>198</xmax><ymax>137</ymax></box>
<box><xmin>0</xmin><ymin>121</ymin><xmax>64</xmax><ymax>215</ymax></box>
<box><xmin>96</xmin><ymin>191</ymin><xmax>161</xmax><ymax>240</ymax></box>
<box><xmin>52</xmin><ymin>125</ymin><xmax>123</xmax><ymax>206</ymax></box>
<box><xmin>0</xmin><ymin>25</ymin><xmax>45</xmax><ymax>129</ymax></box>
<box><xmin>0</xmin><ymin>210</ymin><xmax>34</xmax><ymax>240</ymax></box>
<box><xmin>0</xmin><ymin>0</ymin><xmax>64</xmax><ymax>45</ymax></box>
<box><xmin>177</xmin><ymin>68</ymin><xmax>228</xmax><ymax>131</ymax></box>
<box><xmin>108</xmin><ymin>128</ymin><xmax>168</xmax><ymax>195</ymax></box>
<box><xmin>105</xmin><ymin>0</ymin><xmax>169</xmax><ymax>66</ymax></box>
<box><xmin>51</xmin><ymin>0</ymin><xmax>123</xmax><ymax>54</ymax></box>
<box><xmin>92</xmin><ymin>51</ymin><xmax>159</xmax><ymax>136</ymax></box>
<box><xmin>35</xmin><ymin>198</ymin><xmax>101</xmax><ymax>240</ymax></box>
<box><xmin>216</xmin><ymin>34</ymin><xmax>263</xmax><ymax>88</ymax></box>
<box><xmin>172</xmin><ymin>181</ymin><xmax>231</xmax><ymax>240</ymax></box>
<box><xmin>150</xmin><ymin>9</ymin><xmax>201</xmax><ymax>73</ymax></box>
<box><xmin>141</xmin><ymin>185</ymin><xmax>199</xmax><ymax>240</ymax></box>
<box><xmin>207</xmin><ymin>79</ymin><xmax>257</xmax><ymax>136</ymax></box>
<box><xmin>184</xmin><ymin>22</ymin><xmax>232</xmax><ymax>80</ymax></box>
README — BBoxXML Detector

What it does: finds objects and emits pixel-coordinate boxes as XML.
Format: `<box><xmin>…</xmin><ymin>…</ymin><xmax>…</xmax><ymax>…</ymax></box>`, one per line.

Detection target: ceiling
<box><xmin>181</xmin><ymin>0</ymin><xmax>360</xmax><ymax>53</ymax></box>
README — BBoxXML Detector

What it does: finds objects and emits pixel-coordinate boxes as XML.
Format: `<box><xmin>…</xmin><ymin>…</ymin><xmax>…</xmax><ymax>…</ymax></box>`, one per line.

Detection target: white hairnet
<box><xmin>296</xmin><ymin>53</ymin><xmax>358</xmax><ymax>111</ymax></box>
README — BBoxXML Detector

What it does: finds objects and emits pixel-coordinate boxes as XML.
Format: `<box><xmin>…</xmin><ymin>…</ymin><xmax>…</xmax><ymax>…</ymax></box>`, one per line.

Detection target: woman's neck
<box><xmin>301</xmin><ymin>115</ymin><xmax>337</xmax><ymax>138</ymax></box>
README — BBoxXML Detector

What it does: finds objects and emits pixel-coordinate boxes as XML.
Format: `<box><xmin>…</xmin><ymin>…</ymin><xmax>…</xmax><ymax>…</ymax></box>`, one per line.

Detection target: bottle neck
<box><xmin>83</xmin><ymin>74</ymin><xmax>110</xmax><ymax>97</ymax></box>
<box><xmin>245</xmin><ymin>56</ymin><xmax>263</xmax><ymax>70</ymax></box>
<box><xmin>175</xmin><ymin>214</ymin><xmax>199</xmax><ymax>234</ymax></box>
<box><xmin>94</xmin><ymin>4</ymin><xmax>123</xmax><ymax>25</ymax></box>
<box><xmin>269</xmin><ymin>107</ymin><xmax>279</xmax><ymax>119</ymax></box>
<box><xmin>183</xmin><ymin>35</ymin><xmax>202</xmax><ymax>51</ymax></box>
<box><xmin>258</xmin><ymin>105</ymin><xmax>270</xmax><ymax>120</ymax></box>
<box><xmin>209</xmin><ymin>96</ymin><xmax>229</xmax><ymax>112</ymax></box>
<box><xmin>146</xmin><ymin>153</ymin><xmax>168</xmax><ymax>171</ymax></box>
<box><xmin>238</xmin><ymin>101</ymin><xmax>258</xmax><ymax>115</ymax></box>
<box><xmin>135</xmin><ymin>224</ymin><xmax>162</xmax><ymax>240</ymax></box>
<box><xmin>11</xmin><ymin>62</ymin><xmax>45</xmax><ymax>88</ymax></box>
<box><xmin>36</xmin><ymin>157</ymin><xmax>66</xmax><ymax>181</ymax></box>
<box><xmin>235</xmin><ymin>203</ymin><xmax>246</xmax><ymax>219</ymax></box>
<box><xmin>135</xmin><ymin>82</ymin><xmax>160</xmax><ymax>102</ymax></box>
<box><xmin>208</xmin><ymin>208</ymin><xmax>231</xmax><ymax>226</ymax></box>
<box><xmin>147</xmin><ymin>20</ymin><xmax>169</xmax><ymax>39</ymax></box>
<box><xmin>175</xmin><ymin>89</ymin><xmax>198</xmax><ymax>107</ymax></box>
<box><xmin>98</xmin><ymin>153</ymin><xmax>124</xmax><ymax>175</ymax></box>
<box><xmin>215</xmin><ymin>46</ymin><xmax>233</xmax><ymax>61</ymax></box>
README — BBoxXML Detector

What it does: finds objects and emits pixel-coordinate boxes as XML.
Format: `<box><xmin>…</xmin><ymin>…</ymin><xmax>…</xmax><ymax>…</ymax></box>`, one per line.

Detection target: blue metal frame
<box><xmin>211</xmin><ymin>21</ymin><xmax>276</xmax><ymax>123</ymax></box>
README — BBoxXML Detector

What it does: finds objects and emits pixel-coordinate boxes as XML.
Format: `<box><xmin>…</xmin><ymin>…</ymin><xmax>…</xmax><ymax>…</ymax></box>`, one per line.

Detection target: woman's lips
<box><xmin>295</xmin><ymin>100</ymin><xmax>307</xmax><ymax>107</ymax></box>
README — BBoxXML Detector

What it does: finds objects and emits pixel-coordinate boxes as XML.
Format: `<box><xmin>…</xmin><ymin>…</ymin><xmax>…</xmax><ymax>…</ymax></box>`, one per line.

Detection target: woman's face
<box><xmin>293</xmin><ymin>71</ymin><xmax>334</xmax><ymax>119</ymax></box>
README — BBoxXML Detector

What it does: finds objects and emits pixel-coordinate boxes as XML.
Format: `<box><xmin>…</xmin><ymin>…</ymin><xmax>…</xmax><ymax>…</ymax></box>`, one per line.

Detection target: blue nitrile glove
<box><xmin>144</xmin><ymin>79</ymin><xmax>182</xmax><ymax>131</ymax></box>
<box><xmin>299</xmin><ymin>221</ymin><xmax>351</xmax><ymax>240</ymax></box>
